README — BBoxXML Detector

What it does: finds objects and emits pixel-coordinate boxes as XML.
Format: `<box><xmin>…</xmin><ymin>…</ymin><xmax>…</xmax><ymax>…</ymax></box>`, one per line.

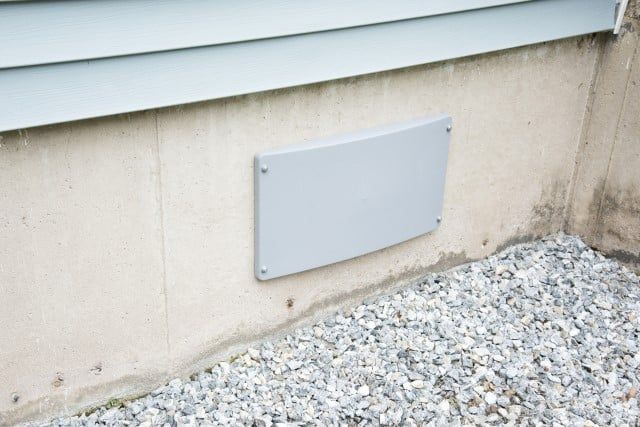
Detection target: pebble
<box><xmin>505</xmin><ymin>367</ymin><xmax>518</xmax><ymax>379</ymax></box>
<box><xmin>485</xmin><ymin>392</ymin><xmax>498</xmax><ymax>405</ymax></box>
<box><xmin>410</xmin><ymin>380</ymin><xmax>425</xmax><ymax>389</ymax></box>
<box><xmin>42</xmin><ymin>234</ymin><xmax>640</xmax><ymax>426</ymax></box>
<box><xmin>357</xmin><ymin>385</ymin><xmax>370</xmax><ymax>396</ymax></box>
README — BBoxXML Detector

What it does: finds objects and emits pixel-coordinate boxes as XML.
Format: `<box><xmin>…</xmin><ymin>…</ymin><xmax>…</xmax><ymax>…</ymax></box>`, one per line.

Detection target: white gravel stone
<box><xmin>410</xmin><ymin>380</ymin><xmax>425</xmax><ymax>389</ymax></box>
<box><xmin>485</xmin><ymin>392</ymin><xmax>497</xmax><ymax>405</ymax></box>
<box><xmin>43</xmin><ymin>234</ymin><xmax>640</xmax><ymax>426</ymax></box>
<box><xmin>357</xmin><ymin>385</ymin><xmax>370</xmax><ymax>396</ymax></box>
<box><xmin>438</xmin><ymin>399</ymin><xmax>451</xmax><ymax>414</ymax></box>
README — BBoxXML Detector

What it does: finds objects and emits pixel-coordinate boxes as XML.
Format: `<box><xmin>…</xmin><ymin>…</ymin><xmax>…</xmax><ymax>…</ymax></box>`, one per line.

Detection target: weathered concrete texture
<box><xmin>0</xmin><ymin>34</ymin><xmax>610</xmax><ymax>424</ymax></box>
<box><xmin>156</xmin><ymin>37</ymin><xmax>599</xmax><ymax>374</ymax></box>
<box><xmin>0</xmin><ymin>114</ymin><xmax>170</xmax><ymax>425</ymax></box>
<box><xmin>568</xmin><ymin>3</ymin><xmax>640</xmax><ymax>270</ymax></box>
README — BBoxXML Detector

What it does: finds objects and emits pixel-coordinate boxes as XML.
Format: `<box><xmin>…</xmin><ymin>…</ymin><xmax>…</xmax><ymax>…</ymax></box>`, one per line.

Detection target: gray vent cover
<box><xmin>254</xmin><ymin>115</ymin><xmax>451</xmax><ymax>280</ymax></box>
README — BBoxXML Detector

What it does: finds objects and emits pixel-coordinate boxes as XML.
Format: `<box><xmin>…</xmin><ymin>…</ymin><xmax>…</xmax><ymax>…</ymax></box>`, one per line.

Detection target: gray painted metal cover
<box><xmin>254</xmin><ymin>115</ymin><xmax>451</xmax><ymax>280</ymax></box>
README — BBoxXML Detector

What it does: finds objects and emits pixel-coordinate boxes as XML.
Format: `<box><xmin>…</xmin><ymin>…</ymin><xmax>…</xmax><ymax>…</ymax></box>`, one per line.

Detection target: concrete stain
<box><xmin>529</xmin><ymin>180</ymin><xmax>569</xmax><ymax>235</ymax></box>
<box><xmin>590</xmin><ymin>178</ymin><xmax>609</xmax><ymax>231</ymax></box>
<box><xmin>494</xmin><ymin>181</ymin><xmax>571</xmax><ymax>256</ymax></box>
<box><xmin>576</xmin><ymin>34</ymin><xmax>598</xmax><ymax>51</ymax></box>
<box><xmin>600</xmin><ymin>186</ymin><xmax>640</xmax><ymax>223</ymax></box>
<box><xmin>1</xmin><ymin>370</ymin><xmax>170</xmax><ymax>426</ymax></box>
<box><xmin>494</xmin><ymin>234</ymin><xmax>539</xmax><ymax>255</ymax></box>
<box><xmin>171</xmin><ymin>248</ymin><xmax>472</xmax><ymax>383</ymax></box>
<box><xmin>601</xmin><ymin>248</ymin><xmax>640</xmax><ymax>271</ymax></box>
<box><xmin>574</xmin><ymin>178</ymin><xmax>640</xmax><ymax>272</ymax></box>
<box><xmin>596</xmin><ymin>185</ymin><xmax>640</xmax><ymax>259</ymax></box>
<box><xmin>568</xmin><ymin>177</ymin><xmax>608</xmax><ymax>238</ymax></box>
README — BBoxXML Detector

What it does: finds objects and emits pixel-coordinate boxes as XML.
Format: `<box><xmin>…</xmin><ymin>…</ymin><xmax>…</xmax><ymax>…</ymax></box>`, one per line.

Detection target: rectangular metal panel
<box><xmin>0</xmin><ymin>0</ymin><xmax>616</xmax><ymax>132</ymax></box>
<box><xmin>254</xmin><ymin>115</ymin><xmax>451</xmax><ymax>280</ymax></box>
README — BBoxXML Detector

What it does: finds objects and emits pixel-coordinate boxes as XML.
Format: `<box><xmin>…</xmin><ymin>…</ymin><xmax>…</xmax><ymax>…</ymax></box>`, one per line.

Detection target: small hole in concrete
<box><xmin>90</xmin><ymin>363</ymin><xmax>103</xmax><ymax>375</ymax></box>
<box><xmin>52</xmin><ymin>372</ymin><xmax>64</xmax><ymax>388</ymax></box>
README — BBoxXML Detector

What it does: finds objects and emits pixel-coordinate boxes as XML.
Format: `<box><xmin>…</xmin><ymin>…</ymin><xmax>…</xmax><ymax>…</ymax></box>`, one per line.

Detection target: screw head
<box><xmin>446</xmin><ymin>124</ymin><xmax>452</xmax><ymax>132</ymax></box>
<box><xmin>436</xmin><ymin>216</ymin><xmax>442</xmax><ymax>223</ymax></box>
<box><xmin>11</xmin><ymin>393</ymin><xmax>19</xmax><ymax>403</ymax></box>
<box><xmin>261</xmin><ymin>164</ymin><xmax>269</xmax><ymax>173</ymax></box>
<box><xmin>260</xmin><ymin>266</ymin><xmax>268</xmax><ymax>274</ymax></box>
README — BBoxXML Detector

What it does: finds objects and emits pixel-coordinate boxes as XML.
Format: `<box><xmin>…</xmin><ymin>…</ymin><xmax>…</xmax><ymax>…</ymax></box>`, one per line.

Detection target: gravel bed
<box><xmin>45</xmin><ymin>234</ymin><xmax>639</xmax><ymax>426</ymax></box>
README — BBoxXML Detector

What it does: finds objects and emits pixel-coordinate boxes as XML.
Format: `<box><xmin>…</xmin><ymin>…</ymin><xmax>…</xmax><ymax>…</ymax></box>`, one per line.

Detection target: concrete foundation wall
<box><xmin>568</xmin><ymin>2</ymin><xmax>640</xmax><ymax>270</ymax></box>
<box><xmin>0</xmin><ymin>26</ymin><xmax>637</xmax><ymax>424</ymax></box>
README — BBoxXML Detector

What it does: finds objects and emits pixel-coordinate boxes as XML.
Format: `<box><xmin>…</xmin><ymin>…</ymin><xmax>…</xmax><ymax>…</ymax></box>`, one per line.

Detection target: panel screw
<box><xmin>11</xmin><ymin>393</ymin><xmax>19</xmax><ymax>403</ymax></box>
<box><xmin>261</xmin><ymin>165</ymin><xmax>269</xmax><ymax>173</ymax></box>
<box><xmin>446</xmin><ymin>125</ymin><xmax>452</xmax><ymax>132</ymax></box>
<box><xmin>261</xmin><ymin>266</ymin><xmax>268</xmax><ymax>274</ymax></box>
<box><xmin>437</xmin><ymin>216</ymin><xmax>442</xmax><ymax>223</ymax></box>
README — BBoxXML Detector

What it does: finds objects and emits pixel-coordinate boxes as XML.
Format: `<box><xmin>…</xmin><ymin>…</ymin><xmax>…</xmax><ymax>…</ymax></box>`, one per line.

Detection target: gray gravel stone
<box><xmin>41</xmin><ymin>234</ymin><xmax>640</xmax><ymax>426</ymax></box>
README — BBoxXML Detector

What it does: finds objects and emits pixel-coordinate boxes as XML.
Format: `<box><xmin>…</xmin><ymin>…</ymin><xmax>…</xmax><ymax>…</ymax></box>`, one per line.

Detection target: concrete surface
<box><xmin>568</xmin><ymin>1</ymin><xmax>640</xmax><ymax>270</ymax></box>
<box><xmin>0</xmin><ymin>27</ymin><xmax>637</xmax><ymax>424</ymax></box>
<box><xmin>0</xmin><ymin>115</ymin><xmax>170</xmax><ymax>425</ymax></box>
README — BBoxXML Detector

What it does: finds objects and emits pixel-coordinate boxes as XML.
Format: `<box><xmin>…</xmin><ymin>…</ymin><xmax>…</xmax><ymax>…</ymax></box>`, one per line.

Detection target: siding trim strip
<box><xmin>0</xmin><ymin>0</ymin><xmax>616</xmax><ymax>132</ymax></box>
<box><xmin>0</xmin><ymin>0</ymin><xmax>533</xmax><ymax>68</ymax></box>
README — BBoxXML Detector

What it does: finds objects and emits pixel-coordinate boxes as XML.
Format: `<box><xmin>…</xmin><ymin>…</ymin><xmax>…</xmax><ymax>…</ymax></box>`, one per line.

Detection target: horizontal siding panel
<box><xmin>0</xmin><ymin>0</ymin><xmax>615</xmax><ymax>132</ymax></box>
<box><xmin>0</xmin><ymin>0</ymin><xmax>532</xmax><ymax>68</ymax></box>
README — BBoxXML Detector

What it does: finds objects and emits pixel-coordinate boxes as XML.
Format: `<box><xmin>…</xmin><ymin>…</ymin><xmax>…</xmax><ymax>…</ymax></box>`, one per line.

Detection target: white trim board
<box><xmin>614</xmin><ymin>0</ymin><xmax>629</xmax><ymax>34</ymax></box>
<box><xmin>0</xmin><ymin>0</ymin><xmax>616</xmax><ymax>132</ymax></box>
